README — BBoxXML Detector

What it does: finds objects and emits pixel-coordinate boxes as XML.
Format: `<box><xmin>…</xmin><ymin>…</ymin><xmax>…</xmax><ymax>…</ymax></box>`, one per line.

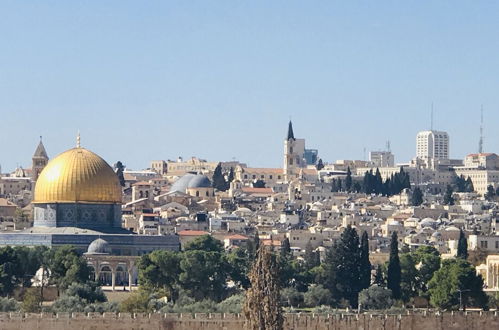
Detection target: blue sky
<box><xmin>1</xmin><ymin>1</ymin><xmax>498</xmax><ymax>172</ymax></box>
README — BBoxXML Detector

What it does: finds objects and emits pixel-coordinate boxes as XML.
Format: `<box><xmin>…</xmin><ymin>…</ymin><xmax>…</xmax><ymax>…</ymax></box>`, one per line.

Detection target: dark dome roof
<box><xmin>171</xmin><ymin>174</ymin><xmax>212</xmax><ymax>193</ymax></box>
<box><xmin>86</xmin><ymin>238</ymin><xmax>111</xmax><ymax>254</ymax></box>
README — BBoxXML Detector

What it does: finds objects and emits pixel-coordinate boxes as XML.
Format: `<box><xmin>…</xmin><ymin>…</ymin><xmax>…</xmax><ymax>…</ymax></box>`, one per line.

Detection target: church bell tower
<box><xmin>32</xmin><ymin>137</ymin><xmax>49</xmax><ymax>183</ymax></box>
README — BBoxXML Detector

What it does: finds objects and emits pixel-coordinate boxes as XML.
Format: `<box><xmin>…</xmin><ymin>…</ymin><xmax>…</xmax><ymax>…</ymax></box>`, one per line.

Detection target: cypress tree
<box><xmin>280</xmin><ymin>238</ymin><xmax>291</xmax><ymax>258</ymax></box>
<box><xmin>316</xmin><ymin>158</ymin><xmax>325</xmax><ymax>170</ymax></box>
<box><xmin>323</xmin><ymin>225</ymin><xmax>361</xmax><ymax>307</ymax></box>
<box><xmin>374</xmin><ymin>264</ymin><xmax>385</xmax><ymax>286</ymax></box>
<box><xmin>374</xmin><ymin>168</ymin><xmax>383</xmax><ymax>194</ymax></box>
<box><xmin>244</xmin><ymin>246</ymin><xmax>283</xmax><ymax>330</ymax></box>
<box><xmin>387</xmin><ymin>232</ymin><xmax>401</xmax><ymax>300</ymax></box>
<box><xmin>304</xmin><ymin>241</ymin><xmax>320</xmax><ymax>270</ymax></box>
<box><xmin>359</xmin><ymin>231</ymin><xmax>371</xmax><ymax>291</ymax></box>
<box><xmin>411</xmin><ymin>187</ymin><xmax>424</xmax><ymax>206</ymax></box>
<box><xmin>345</xmin><ymin>167</ymin><xmax>353</xmax><ymax>192</ymax></box>
<box><xmin>114</xmin><ymin>161</ymin><xmax>126</xmax><ymax>187</ymax></box>
<box><xmin>457</xmin><ymin>229</ymin><xmax>468</xmax><ymax>260</ymax></box>
<box><xmin>337</xmin><ymin>178</ymin><xmax>342</xmax><ymax>192</ymax></box>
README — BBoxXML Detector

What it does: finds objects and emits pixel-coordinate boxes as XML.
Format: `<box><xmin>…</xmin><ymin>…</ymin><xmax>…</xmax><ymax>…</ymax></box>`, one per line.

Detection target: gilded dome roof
<box><xmin>33</xmin><ymin>147</ymin><xmax>122</xmax><ymax>204</ymax></box>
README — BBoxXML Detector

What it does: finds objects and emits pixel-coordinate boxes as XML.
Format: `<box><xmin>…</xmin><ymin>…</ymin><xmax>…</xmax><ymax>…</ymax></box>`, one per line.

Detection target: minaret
<box><xmin>32</xmin><ymin>136</ymin><xmax>49</xmax><ymax>183</ymax></box>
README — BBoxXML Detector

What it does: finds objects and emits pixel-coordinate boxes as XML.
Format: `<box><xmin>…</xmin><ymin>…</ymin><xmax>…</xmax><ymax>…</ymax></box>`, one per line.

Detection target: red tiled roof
<box><xmin>178</xmin><ymin>230</ymin><xmax>210</xmax><ymax>236</ymax></box>
<box><xmin>243</xmin><ymin>168</ymin><xmax>283</xmax><ymax>174</ymax></box>
<box><xmin>467</xmin><ymin>153</ymin><xmax>496</xmax><ymax>157</ymax></box>
<box><xmin>241</xmin><ymin>187</ymin><xmax>273</xmax><ymax>194</ymax></box>
<box><xmin>226</xmin><ymin>234</ymin><xmax>249</xmax><ymax>240</ymax></box>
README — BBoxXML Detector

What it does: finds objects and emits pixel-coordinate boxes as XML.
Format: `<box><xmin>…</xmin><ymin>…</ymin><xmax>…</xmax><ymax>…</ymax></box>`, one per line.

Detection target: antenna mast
<box><xmin>430</xmin><ymin>102</ymin><xmax>434</xmax><ymax>131</ymax></box>
<box><xmin>479</xmin><ymin>105</ymin><xmax>484</xmax><ymax>153</ymax></box>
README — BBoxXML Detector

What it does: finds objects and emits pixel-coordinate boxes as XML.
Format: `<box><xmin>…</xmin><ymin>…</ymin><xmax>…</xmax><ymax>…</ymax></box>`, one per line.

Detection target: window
<box><xmin>480</xmin><ymin>241</ymin><xmax>488</xmax><ymax>249</ymax></box>
<box><xmin>269</xmin><ymin>175</ymin><xmax>273</xmax><ymax>179</ymax></box>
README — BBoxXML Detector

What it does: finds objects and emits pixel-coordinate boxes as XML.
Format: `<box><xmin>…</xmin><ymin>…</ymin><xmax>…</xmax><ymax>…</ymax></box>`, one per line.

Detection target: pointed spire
<box><xmin>76</xmin><ymin>130</ymin><xmax>81</xmax><ymax>148</ymax></box>
<box><xmin>287</xmin><ymin>121</ymin><xmax>295</xmax><ymax>140</ymax></box>
<box><xmin>33</xmin><ymin>137</ymin><xmax>48</xmax><ymax>159</ymax></box>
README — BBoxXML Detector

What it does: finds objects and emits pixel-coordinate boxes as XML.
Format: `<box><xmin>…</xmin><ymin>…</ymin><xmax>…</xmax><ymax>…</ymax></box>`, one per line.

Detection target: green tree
<box><xmin>387</xmin><ymin>232</ymin><xmax>401</xmax><ymax>300</ymax></box>
<box><xmin>465</xmin><ymin>177</ymin><xmax>474</xmax><ymax>192</ymax></box>
<box><xmin>359</xmin><ymin>285</ymin><xmax>393</xmax><ymax>310</ymax></box>
<box><xmin>443</xmin><ymin>185</ymin><xmax>455</xmax><ymax>205</ymax></box>
<box><xmin>345</xmin><ymin>167</ymin><xmax>353</xmax><ymax>192</ymax></box>
<box><xmin>212</xmin><ymin>163</ymin><xmax>228</xmax><ymax>191</ymax></box>
<box><xmin>138</xmin><ymin>250</ymin><xmax>181</xmax><ymax>299</ymax></box>
<box><xmin>399</xmin><ymin>253</ymin><xmax>418</xmax><ymax>302</ymax></box>
<box><xmin>179</xmin><ymin>250</ymin><xmax>227</xmax><ymax>301</ymax></box>
<box><xmin>303</xmin><ymin>284</ymin><xmax>332</xmax><ymax>307</ymax></box>
<box><xmin>373</xmin><ymin>264</ymin><xmax>385</xmax><ymax>286</ymax></box>
<box><xmin>411</xmin><ymin>187</ymin><xmax>424</xmax><ymax>206</ymax></box>
<box><xmin>22</xmin><ymin>288</ymin><xmax>42</xmax><ymax>312</ymax></box>
<box><xmin>304</xmin><ymin>241</ymin><xmax>320</xmax><ymax>271</ymax></box>
<box><xmin>114</xmin><ymin>161</ymin><xmax>126</xmax><ymax>187</ymax></box>
<box><xmin>253</xmin><ymin>179</ymin><xmax>266</xmax><ymax>188</ymax></box>
<box><xmin>48</xmin><ymin>245</ymin><xmax>91</xmax><ymax>291</ymax></box>
<box><xmin>359</xmin><ymin>231</ymin><xmax>371</xmax><ymax>291</ymax></box>
<box><xmin>280</xmin><ymin>238</ymin><xmax>291</xmax><ymax>258</ymax></box>
<box><xmin>322</xmin><ymin>225</ymin><xmax>361</xmax><ymax>307</ymax></box>
<box><xmin>457</xmin><ymin>229</ymin><xmax>468</xmax><ymax>260</ymax></box>
<box><xmin>183</xmin><ymin>235</ymin><xmax>223</xmax><ymax>253</ymax></box>
<box><xmin>0</xmin><ymin>246</ymin><xmax>21</xmax><ymax>296</ymax></box>
<box><xmin>316</xmin><ymin>158</ymin><xmax>325</xmax><ymax>171</ymax></box>
<box><xmin>244</xmin><ymin>246</ymin><xmax>283</xmax><ymax>330</ymax></box>
<box><xmin>428</xmin><ymin>259</ymin><xmax>488</xmax><ymax>310</ymax></box>
<box><xmin>226</xmin><ymin>167</ymin><xmax>235</xmax><ymax>188</ymax></box>
<box><xmin>226</xmin><ymin>247</ymin><xmax>251</xmax><ymax>289</ymax></box>
<box><xmin>411</xmin><ymin>246</ymin><xmax>440</xmax><ymax>296</ymax></box>
<box><xmin>485</xmin><ymin>184</ymin><xmax>496</xmax><ymax>201</ymax></box>
<box><xmin>13</xmin><ymin>246</ymin><xmax>47</xmax><ymax>287</ymax></box>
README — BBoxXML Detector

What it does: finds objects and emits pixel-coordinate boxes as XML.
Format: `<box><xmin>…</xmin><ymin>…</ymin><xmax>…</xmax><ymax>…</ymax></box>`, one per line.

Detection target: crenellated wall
<box><xmin>0</xmin><ymin>311</ymin><xmax>497</xmax><ymax>330</ymax></box>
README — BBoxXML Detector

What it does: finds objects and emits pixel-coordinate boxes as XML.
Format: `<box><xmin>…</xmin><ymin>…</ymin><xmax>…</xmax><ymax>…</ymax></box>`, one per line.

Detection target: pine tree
<box><xmin>485</xmin><ymin>185</ymin><xmax>496</xmax><ymax>201</ymax></box>
<box><xmin>457</xmin><ymin>229</ymin><xmax>468</xmax><ymax>260</ymax></box>
<box><xmin>316</xmin><ymin>158</ymin><xmax>325</xmax><ymax>170</ymax></box>
<box><xmin>337</xmin><ymin>179</ymin><xmax>342</xmax><ymax>192</ymax></box>
<box><xmin>212</xmin><ymin>163</ymin><xmax>228</xmax><ymax>191</ymax></box>
<box><xmin>411</xmin><ymin>187</ymin><xmax>424</xmax><ymax>206</ymax></box>
<box><xmin>244</xmin><ymin>247</ymin><xmax>283</xmax><ymax>330</ymax></box>
<box><xmin>443</xmin><ymin>185</ymin><xmax>455</xmax><ymax>205</ymax></box>
<box><xmin>387</xmin><ymin>232</ymin><xmax>401</xmax><ymax>300</ymax></box>
<box><xmin>345</xmin><ymin>167</ymin><xmax>353</xmax><ymax>192</ymax></box>
<box><xmin>465</xmin><ymin>177</ymin><xmax>474</xmax><ymax>192</ymax></box>
<box><xmin>359</xmin><ymin>231</ymin><xmax>371</xmax><ymax>291</ymax></box>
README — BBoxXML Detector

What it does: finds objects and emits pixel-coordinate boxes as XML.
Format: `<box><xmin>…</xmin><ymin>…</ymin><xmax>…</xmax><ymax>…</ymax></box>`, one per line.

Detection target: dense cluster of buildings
<box><xmin>1</xmin><ymin>122</ymin><xmax>499</xmax><ymax>292</ymax></box>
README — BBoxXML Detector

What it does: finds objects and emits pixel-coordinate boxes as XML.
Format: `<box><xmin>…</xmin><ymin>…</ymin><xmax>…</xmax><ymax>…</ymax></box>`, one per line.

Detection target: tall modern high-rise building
<box><xmin>416</xmin><ymin>130</ymin><xmax>449</xmax><ymax>160</ymax></box>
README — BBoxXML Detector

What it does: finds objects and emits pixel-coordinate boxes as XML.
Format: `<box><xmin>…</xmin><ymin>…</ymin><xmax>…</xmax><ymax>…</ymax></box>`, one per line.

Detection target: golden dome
<box><xmin>33</xmin><ymin>147</ymin><xmax>122</xmax><ymax>204</ymax></box>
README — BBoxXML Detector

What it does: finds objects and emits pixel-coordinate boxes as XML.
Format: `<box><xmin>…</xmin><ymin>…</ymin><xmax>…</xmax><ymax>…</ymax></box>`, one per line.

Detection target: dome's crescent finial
<box><xmin>77</xmin><ymin>130</ymin><xmax>81</xmax><ymax>148</ymax></box>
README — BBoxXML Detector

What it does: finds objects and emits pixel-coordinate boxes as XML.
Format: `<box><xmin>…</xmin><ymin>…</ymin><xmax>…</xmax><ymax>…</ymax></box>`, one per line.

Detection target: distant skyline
<box><xmin>1</xmin><ymin>1</ymin><xmax>499</xmax><ymax>172</ymax></box>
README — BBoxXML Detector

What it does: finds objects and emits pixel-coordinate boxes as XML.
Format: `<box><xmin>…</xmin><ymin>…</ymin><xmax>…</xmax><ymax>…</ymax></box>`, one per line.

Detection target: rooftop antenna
<box><xmin>430</xmin><ymin>102</ymin><xmax>434</xmax><ymax>131</ymax></box>
<box><xmin>479</xmin><ymin>105</ymin><xmax>484</xmax><ymax>154</ymax></box>
<box><xmin>386</xmin><ymin>140</ymin><xmax>391</xmax><ymax>152</ymax></box>
<box><xmin>363</xmin><ymin>147</ymin><xmax>366</xmax><ymax>161</ymax></box>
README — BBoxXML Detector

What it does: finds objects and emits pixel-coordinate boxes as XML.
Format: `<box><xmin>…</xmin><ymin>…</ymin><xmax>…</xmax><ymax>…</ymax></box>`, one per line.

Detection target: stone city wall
<box><xmin>0</xmin><ymin>311</ymin><xmax>497</xmax><ymax>330</ymax></box>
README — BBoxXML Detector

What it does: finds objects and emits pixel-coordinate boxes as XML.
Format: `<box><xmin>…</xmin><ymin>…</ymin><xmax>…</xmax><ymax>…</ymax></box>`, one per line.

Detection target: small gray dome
<box><xmin>87</xmin><ymin>238</ymin><xmax>111</xmax><ymax>254</ymax></box>
<box><xmin>187</xmin><ymin>175</ymin><xmax>211</xmax><ymax>188</ymax></box>
<box><xmin>171</xmin><ymin>174</ymin><xmax>212</xmax><ymax>193</ymax></box>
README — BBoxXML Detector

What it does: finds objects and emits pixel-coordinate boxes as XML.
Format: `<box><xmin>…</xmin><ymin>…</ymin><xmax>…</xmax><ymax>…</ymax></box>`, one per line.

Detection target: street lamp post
<box><xmin>457</xmin><ymin>289</ymin><xmax>471</xmax><ymax>311</ymax></box>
